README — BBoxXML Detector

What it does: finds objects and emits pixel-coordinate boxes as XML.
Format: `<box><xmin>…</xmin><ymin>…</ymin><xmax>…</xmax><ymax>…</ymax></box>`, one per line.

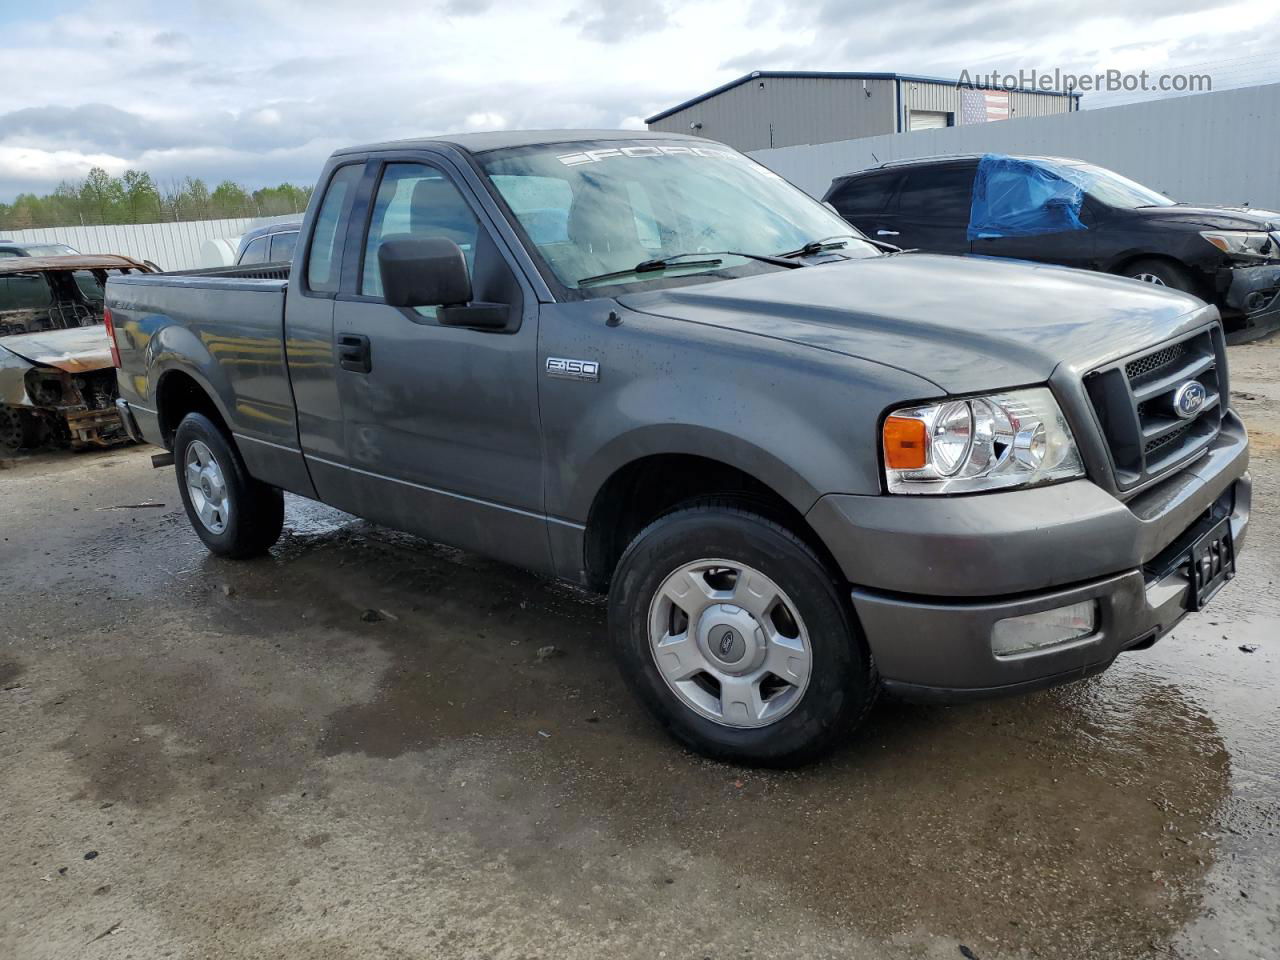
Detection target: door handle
<box><xmin>877</xmin><ymin>229</ymin><xmax>900</xmax><ymax>237</ymax></box>
<box><xmin>338</xmin><ymin>333</ymin><xmax>371</xmax><ymax>373</ymax></box>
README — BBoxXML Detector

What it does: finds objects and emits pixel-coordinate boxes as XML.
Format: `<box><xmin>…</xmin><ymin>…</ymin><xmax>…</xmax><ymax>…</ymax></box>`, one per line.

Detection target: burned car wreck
<box><xmin>0</xmin><ymin>255</ymin><xmax>153</xmax><ymax>456</ymax></box>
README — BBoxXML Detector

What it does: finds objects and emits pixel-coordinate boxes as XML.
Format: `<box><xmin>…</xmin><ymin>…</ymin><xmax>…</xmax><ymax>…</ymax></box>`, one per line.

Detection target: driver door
<box><xmin>329</xmin><ymin>157</ymin><xmax>550</xmax><ymax>574</ymax></box>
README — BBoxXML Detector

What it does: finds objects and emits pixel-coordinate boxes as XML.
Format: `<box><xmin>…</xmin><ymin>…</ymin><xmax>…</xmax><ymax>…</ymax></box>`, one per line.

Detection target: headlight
<box><xmin>882</xmin><ymin>387</ymin><xmax>1085</xmax><ymax>494</ymax></box>
<box><xmin>1201</xmin><ymin>230</ymin><xmax>1278</xmax><ymax>260</ymax></box>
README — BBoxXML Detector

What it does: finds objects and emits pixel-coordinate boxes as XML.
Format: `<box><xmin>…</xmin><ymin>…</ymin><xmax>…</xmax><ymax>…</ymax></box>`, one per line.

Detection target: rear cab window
<box><xmin>306</xmin><ymin>164</ymin><xmax>363</xmax><ymax>294</ymax></box>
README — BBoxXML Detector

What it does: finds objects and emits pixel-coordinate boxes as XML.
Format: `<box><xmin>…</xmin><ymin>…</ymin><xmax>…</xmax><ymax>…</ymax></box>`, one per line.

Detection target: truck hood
<box><xmin>1132</xmin><ymin>205</ymin><xmax>1280</xmax><ymax>231</ymax></box>
<box><xmin>0</xmin><ymin>325</ymin><xmax>114</xmax><ymax>373</ymax></box>
<box><xmin>617</xmin><ymin>253</ymin><xmax>1212</xmax><ymax>394</ymax></box>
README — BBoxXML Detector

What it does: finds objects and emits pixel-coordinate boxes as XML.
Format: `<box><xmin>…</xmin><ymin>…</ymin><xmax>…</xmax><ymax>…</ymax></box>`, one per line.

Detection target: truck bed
<box><xmin>106</xmin><ymin>265</ymin><xmax>299</xmax><ymax>459</ymax></box>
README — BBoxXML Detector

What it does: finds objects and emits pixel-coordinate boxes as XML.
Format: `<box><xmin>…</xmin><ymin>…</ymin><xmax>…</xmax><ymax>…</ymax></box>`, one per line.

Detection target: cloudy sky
<box><xmin>1</xmin><ymin>0</ymin><xmax>1278</xmax><ymax>200</ymax></box>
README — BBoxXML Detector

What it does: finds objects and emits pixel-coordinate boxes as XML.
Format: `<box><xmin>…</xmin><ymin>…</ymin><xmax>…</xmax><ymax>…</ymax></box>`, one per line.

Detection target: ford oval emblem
<box><xmin>1173</xmin><ymin>380</ymin><xmax>1207</xmax><ymax>419</ymax></box>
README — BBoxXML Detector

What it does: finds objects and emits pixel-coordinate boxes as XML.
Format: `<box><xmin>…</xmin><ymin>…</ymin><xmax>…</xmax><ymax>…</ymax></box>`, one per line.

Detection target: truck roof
<box><xmin>334</xmin><ymin>129</ymin><xmax>708</xmax><ymax>158</ymax></box>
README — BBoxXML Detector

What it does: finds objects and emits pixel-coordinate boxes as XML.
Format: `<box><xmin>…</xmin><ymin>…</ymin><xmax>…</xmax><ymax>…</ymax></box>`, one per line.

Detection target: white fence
<box><xmin>0</xmin><ymin>214</ymin><xmax>301</xmax><ymax>272</ymax></box>
<box><xmin>750</xmin><ymin>81</ymin><xmax>1280</xmax><ymax>209</ymax></box>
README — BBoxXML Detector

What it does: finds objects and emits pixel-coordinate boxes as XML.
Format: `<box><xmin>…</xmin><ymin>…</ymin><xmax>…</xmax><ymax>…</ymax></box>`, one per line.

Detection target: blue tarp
<box><xmin>967</xmin><ymin>154</ymin><xmax>1088</xmax><ymax>241</ymax></box>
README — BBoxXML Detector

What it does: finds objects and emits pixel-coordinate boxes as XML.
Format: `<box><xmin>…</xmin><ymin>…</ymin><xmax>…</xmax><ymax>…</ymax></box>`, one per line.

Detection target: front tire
<box><xmin>173</xmin><ymin>412</ymin><xmax>283</xmax><ymax>558</ymax></box>
<box><xmin>1123</xmin><ymin>258</ymin><xmax>1196</xmax><ymax>293</ymax></box>
<box><xmin>608</xmin><ymin>500</ymin><xmax>877</xmax><ymax>766</ymax></box>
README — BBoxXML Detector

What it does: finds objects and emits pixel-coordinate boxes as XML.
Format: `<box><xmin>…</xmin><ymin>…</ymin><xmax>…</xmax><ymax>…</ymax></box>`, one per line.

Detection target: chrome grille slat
<box><xmin>1131</xmin><ymin>352</ymin><xmax>1215</xmax><ymax>403</ymax></box>
<box><xmin>1085</xmin><ymin>327</ymin><xmax>1226</xmax><ymax>490</ymax></box>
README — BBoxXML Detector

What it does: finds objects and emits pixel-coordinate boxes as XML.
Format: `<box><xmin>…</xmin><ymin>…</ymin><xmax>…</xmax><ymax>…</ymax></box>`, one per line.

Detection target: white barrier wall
<box><xmin>750</xmin><ymin>82</ymin><xmax>1280</xmax><ymax>209</ymax></box>
<box><xmin>0</xmin><ymin>214</ymin><xmax>301</xmax><ymax>272</ymax></box>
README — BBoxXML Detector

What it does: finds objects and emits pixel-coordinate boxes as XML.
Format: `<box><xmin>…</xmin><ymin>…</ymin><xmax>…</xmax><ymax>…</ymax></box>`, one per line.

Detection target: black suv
<box><xmin>824</xmin><ymin>154</ymin><xmax>1280</xmax><ymax>340</ymax></box>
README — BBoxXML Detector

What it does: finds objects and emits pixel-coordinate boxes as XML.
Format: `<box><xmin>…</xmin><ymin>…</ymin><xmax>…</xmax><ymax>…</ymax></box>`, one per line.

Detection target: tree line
<box><xmin>0</xmin><ymin>167</ymin><xmax>314</xmax><ymax>231</ymax></box>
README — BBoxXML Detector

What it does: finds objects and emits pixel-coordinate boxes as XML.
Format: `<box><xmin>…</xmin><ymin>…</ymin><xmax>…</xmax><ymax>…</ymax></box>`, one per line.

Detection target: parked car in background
<box><xmin>235</xmin><ymin>221</ymin><xmax>301</xmax><ymax>265</ymax></box>
<box><xmin>1</xmin><ymin>254</ymin><xmax>154</xmax><ymax>456</ymax></box>
<box><xmin>0</xmin><ymin>240</ymin><xmax>79</xmax><ymax>258</ymax></box>
<box><xmin>106</xmin><ymin>131</ymin><xmax>1248</xmax><ymax>765</ymax></box>
<box><xmin>824</xmin><ymin>154</ymin><xmax>1280</xmax><ymax>340</ymax></box>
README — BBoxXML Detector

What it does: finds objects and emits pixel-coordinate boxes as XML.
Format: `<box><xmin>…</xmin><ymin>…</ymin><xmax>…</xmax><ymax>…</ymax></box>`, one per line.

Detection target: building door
<box><xmin>908</xmin><ymin>110</ymin><xmax>952</xmax><ymax>131</ymax></box>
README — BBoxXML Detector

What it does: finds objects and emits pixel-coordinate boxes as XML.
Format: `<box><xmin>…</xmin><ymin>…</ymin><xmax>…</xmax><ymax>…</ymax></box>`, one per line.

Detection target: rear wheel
<box><xmin>0</xmin><ymin>406</ymin><xmax>37</xmax><ymax>457</ymax></box>
<box><xmin>173</xmin><ymin>412</ymin><xmax>283</xmax><ymax>558</ymax></box>
<box><xmin>608</xmin><ymin>500</ymin><xmax>876</xmax><ymax>766</ymax></box>
<box><xmin>1123</xmin><ymin>258</ymin><xmax>1196</xmax><ymax>293</ymax></box>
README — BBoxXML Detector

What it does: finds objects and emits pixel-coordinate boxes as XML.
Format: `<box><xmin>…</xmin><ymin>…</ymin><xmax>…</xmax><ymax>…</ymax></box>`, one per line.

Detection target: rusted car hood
<box><xmin>0</xmin><ymin>325</ymin><xmax>114</xmax><ymax>372</ymax></box>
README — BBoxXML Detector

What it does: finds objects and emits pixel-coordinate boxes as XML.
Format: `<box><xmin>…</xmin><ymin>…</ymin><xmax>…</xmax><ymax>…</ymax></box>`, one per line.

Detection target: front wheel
<box><xmin>173</xmin><ymin>412</ymin><xmax>283</xmax><ymax>558</ymax></box>
<box><xmin>1123</xmin><ymin>258</ymin><xmax>1196</xmax><ymax>293</ymax></box>
<box><xmin>608</xmin><ymin>501</ymin><xmax>877</xmax><ymax>766</ymax></box>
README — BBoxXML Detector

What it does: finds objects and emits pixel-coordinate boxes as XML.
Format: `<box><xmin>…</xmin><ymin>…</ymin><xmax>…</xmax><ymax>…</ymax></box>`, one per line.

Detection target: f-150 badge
<box><xmin>546</xmin><ymin>357</ymin><xmax>600</xmax><ymax>382</ymax></box>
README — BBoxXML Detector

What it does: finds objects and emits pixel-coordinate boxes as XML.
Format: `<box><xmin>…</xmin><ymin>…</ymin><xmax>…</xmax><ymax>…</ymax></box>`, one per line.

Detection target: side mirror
<box><xmin>378</xmin><ymin>235</ymin><xmax>471</xmax><ymax>309</ymax></box>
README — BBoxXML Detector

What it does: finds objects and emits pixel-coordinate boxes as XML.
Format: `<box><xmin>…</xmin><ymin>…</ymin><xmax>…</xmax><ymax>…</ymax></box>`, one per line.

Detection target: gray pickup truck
<box><xmin>106</xmin><ymin>130</ymin><xmax>1249</xmax><ymax>765</ymax></box>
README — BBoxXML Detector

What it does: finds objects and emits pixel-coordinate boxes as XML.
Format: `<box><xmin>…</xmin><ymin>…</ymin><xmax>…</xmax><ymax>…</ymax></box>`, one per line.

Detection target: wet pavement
<box><xmin>2</xmin><ymin>337</ymin><xmax>1278</xmax><ymax>960</ymax></box>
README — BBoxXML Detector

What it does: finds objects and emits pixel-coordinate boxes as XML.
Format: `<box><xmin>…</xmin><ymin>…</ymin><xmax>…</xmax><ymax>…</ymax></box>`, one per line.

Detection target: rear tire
<box><xmin>608</xmin><ymin>500</ymin><xmax>877</xmax><ymax>766</ymax></box>
<box><xmin>1123</xmin><ymin>258</ymin><xmax>1196</xmax><ymax>293</ymax></box>
<box><xmin>173</xmin><ymin>412</ymin><xmax>283</xmax><ymax>558</ymax></box>
<box><xmin>0</xmin><ymin>406</ymin><xmax>37</xmax><ymax>457</ymax></box>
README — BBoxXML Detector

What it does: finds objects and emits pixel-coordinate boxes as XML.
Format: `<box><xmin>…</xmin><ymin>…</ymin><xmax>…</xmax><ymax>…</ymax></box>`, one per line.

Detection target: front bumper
<box><xmin>806</xmin><ymin>414</ymin><xmax>1250</xmax><ymax>700</ymax></box>
<box><xmin>1222</xmin><ymin>262</ymin><xmax>1280</xmax><ymax>343</ymax></box>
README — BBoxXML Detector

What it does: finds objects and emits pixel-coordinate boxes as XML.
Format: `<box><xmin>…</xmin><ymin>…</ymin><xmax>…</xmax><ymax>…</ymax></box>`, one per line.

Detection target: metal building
<box><xmin>645</xmin><ymin>71</ymin><xmax>1080</xmax><ymax>152</ymax></box>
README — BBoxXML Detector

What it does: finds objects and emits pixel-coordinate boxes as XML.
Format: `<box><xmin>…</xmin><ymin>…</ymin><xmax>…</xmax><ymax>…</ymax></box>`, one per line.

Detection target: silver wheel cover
<box><xmin>648</xmin><ymin>559</ymin><xmax>812</xmax><ymax>729</ymax></box>
<box><xmin>185</xmin><ymin>439</ymin><xmax>231</xmax><ymax>534</ymax></box>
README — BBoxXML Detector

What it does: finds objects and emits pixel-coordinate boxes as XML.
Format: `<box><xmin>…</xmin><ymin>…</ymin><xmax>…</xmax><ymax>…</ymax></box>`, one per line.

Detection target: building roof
<box><xmin>336</xmin><ymin>129</ymin><xmax>706</xmax><ymax>158</ymax></box>
<box><xmin>0</xmin><ymin>254</ymin><xmax>154</xmax><ymax>276</ymax></box>
<box><xmin>644</xmin><ymin>71</ymin><xmax>1081</xmax><ymax>124</ymax></box>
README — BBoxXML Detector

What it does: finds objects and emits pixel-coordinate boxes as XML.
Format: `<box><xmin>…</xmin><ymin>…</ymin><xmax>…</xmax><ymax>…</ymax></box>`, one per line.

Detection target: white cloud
<box><xmin>0</xmin><ymin>145</ymin><xmax>130</xmax><ymax>186</ymax></box>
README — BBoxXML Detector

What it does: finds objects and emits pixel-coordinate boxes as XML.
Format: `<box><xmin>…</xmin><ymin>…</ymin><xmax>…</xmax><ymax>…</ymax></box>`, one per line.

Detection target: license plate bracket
<box><xmin>1188</xmin><ymin>516</ymin><xmax>1235</xmax><ymax>611</ymax></box>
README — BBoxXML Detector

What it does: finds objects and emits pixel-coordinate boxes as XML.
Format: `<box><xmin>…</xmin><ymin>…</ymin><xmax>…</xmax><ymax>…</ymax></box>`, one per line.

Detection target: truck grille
<box><xmin>1084</xmin><ymin>327</ymin><xmax>1226</xmax><ymax>489</ymax></box>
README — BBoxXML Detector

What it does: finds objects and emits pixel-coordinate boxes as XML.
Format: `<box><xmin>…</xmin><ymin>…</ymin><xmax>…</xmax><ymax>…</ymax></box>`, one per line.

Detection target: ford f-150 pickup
<box><xmin>105</xmin><ymin>130</ymin><xmax>1250</xmax><ymax>765</ymax></box>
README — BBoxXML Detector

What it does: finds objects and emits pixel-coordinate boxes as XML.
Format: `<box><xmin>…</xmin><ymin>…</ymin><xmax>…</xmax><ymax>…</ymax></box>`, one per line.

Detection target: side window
<box><xmin>306</xmin><ymin>164</ymin><xmax>362</xmax><ymax>293</ymax></box>
<box><xmin>0</xmin><ymin>273</ymin><xmax>52</xmax><ymax>316</ymax></box>
<box><xmin>829</xmin><ymin>173</ymin><xmax>899</xmax><ymax>218</ymax></box>
<box><xmin>361</xmin><ymin>163</ymin><xmax>480</xmax><ymax>300</ymax></box>
<box><xmin>270</xmin><ymin>231</ymin><xmax>298</xmax><ymax>262</ymax></box>
<box><xmin>898</xmin><ymin>165</ymin><xmax>977</xmax><ymax>223</ymax></box>
<box><xmin>239</xmin><ymin>235</ymin><xmax>270</xmax><ymax>264</ymax></box>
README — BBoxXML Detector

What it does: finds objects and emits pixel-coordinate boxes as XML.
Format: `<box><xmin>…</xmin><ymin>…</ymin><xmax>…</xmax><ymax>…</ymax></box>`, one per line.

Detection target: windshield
<box><xmin>1047</xmin><ymin>161</ymin><xmax>1175</xmax><ymax>209</ymax></box>
<box><xmin>480</xmin><ymin>140</ymin><xmax>878</xmax><ymax>292</ymax></box>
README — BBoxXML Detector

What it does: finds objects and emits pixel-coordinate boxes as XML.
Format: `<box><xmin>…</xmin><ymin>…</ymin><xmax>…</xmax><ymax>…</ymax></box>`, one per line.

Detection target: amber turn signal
<box><xmin>883</xmin><ymin>415</ymin><xmax>927</xmax><ymax>470</ymax></box>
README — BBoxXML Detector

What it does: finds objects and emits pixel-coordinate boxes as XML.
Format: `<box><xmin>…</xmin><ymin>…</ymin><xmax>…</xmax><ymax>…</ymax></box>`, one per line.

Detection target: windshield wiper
<box><xmin>779</xmin><ymin>233</ymin><xmax>901</xmax><ymax>257</ymax></box>
<box><xmin>576</xmin><ymin>250</ymin><xmax>803</xmax><ymax>287</ymax></box>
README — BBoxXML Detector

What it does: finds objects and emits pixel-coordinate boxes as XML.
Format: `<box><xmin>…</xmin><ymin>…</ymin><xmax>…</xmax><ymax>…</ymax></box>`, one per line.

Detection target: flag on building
<box><xmin>960</xmin><ymin>88</ymin><xmax>1011</xmax><ymax>124</ymax></box>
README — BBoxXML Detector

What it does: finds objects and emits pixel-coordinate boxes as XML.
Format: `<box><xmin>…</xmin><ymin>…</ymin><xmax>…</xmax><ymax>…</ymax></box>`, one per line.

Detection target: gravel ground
<box><xmin>1</xmin><ymin>336</ymin><xmax>1277</xmax><ymax>960</ymax></box>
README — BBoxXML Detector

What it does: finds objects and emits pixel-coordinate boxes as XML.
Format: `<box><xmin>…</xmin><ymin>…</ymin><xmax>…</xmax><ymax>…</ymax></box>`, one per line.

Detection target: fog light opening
<box><xmin>991</xmin><ymin>601</ymin><xmax>1098</xmax><ymax>658</ymax></box>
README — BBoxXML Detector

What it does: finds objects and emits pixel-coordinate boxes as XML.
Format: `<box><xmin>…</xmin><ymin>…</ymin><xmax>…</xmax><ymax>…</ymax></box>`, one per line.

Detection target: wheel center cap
<box><xmin>696</xmin><ymin>604</ymin><xmax>766</xmax><ymax>674</ymax></box>
<box><xmin>711</xmin><ymin>625</ymin><xmax>746</xmax><ymax>663</ymax></box>
<box><xmin>201</xmin><ymin>478</ymin><xmax>213</xmax><ymax>497</ymax></box>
